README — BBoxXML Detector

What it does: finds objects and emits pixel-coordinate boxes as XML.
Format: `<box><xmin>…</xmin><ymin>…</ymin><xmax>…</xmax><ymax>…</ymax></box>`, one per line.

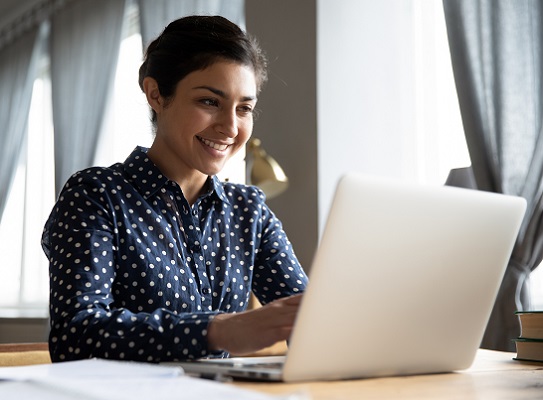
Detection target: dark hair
<box><xmin>138</xmin><ymin>15</ymin><xmax>268</xmax><ymax>123</ymax></box>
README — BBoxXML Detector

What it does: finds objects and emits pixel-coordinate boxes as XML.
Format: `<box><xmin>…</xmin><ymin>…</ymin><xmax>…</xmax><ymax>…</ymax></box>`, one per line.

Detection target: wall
<box><xmin>245</xmin><ymin>0</ymin><xmax>319</xmax><ymax>270</ymax></box>
<box><xmin>0</xmin><ymin>318</ymin><xmax>48</xmax><ymax>343</ymax></box>
<box><xmin>246</xmin><ymin>0</ymin><xmax>420</xmax><ymax>258</ymax></box>
<box><xmin>317</xmin><ymin>0</ymin><xmax>421</xmax><ymax>229</ymax></box>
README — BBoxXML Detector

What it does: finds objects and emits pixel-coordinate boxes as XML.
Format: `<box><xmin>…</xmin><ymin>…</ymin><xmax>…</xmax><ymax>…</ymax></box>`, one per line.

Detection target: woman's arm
<box><xmin>205</xmin><ymin>187</ymin><xmax>308</xmax><ymax>355</ymax></box>
<box><xmin>250</xmin><ymin>195</ymin><xmax>309</xmax><ymax>305</ymax></box>
<box><xmin>207</xmin><ymin>293</ymin><xmax>303</xmax><ymax>355</ymax></box>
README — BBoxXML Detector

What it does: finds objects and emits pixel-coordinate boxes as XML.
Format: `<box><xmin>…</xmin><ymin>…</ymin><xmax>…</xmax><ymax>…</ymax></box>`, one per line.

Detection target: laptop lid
<box><xmin>281</xmin><ymin>173</ymin><xmax>526</xmax><ymax>381</ymax></box>
<box><xmin>173</xmin><ymin>173</ymin><xmax>526</xmax><ymax>382</ymax></box>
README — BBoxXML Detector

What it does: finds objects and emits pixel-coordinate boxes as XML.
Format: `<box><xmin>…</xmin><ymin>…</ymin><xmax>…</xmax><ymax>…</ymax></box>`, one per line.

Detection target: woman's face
<box><xmin>148</xmin><ymin>60</ymin><xmax>257</xmax><ymax>181</ymax></box>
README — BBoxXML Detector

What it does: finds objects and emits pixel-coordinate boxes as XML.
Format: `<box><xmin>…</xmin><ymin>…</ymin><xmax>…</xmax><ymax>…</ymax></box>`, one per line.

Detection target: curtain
<box><xmin>443</xmin><ymin>0</ymin><xmax>543</xmax><ymax>351</ymax></box>
<box><xmin>137</xmin><ymin>0</ymin><xmax>245</xmax><ymax>48</ymax></box>
<box><xmin>0</xmin><ymin>24</ymin><xmax>46</xmax><ymax>218</ymax></box>
<box><xmin>51</xmin><ymin>0</ymin><xmax>126</xmax><ymax>194</ymax></box>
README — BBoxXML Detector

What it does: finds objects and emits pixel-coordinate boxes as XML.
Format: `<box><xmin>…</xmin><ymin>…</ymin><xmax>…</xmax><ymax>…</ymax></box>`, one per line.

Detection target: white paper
<box><xmin>0</xmin><ymin>359</ymin><xmax>309</xmax><ymax>400</ymax></box>
<box><xmin>0</xmin><ymin>381</ymin><xmax>79</xmax><ymax>400</ymax></box>
<box><xmin>38</xmin><ymin>376</ymin><xmax>306</xmax><ymax>400</ymax></box>
<box><xmin>0</xmin><ymin>358</ymin><xmax>182</xmax><ymax>381</ymax></box>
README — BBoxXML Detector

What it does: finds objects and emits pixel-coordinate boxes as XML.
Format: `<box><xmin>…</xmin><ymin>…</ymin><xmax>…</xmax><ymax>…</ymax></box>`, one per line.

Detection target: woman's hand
<box><xmin>207</xmin><ymin>294</ymin><xmax>303</xmax><ymax>356</ymax></box>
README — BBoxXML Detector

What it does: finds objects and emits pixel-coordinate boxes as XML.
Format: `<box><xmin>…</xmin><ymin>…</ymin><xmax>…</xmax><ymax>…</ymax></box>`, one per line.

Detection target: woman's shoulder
<box><xmin>216</xmin><ymin>181</ymin><xmax>278</xmax><ymax>221</ymax></box>
<box><xmin>59</xmin><ymin>164</ymin><xmax>127</xmax><ymax>195</ymax></box>
<box><xmin>220</xmin><ymin>181</ymin><xmax>267</xmax><ymax>204</ymax></box>
<box><xmin>65</xmin><ymin>163</ymin><xmax>124</xmax><ymax>188</ymax></box>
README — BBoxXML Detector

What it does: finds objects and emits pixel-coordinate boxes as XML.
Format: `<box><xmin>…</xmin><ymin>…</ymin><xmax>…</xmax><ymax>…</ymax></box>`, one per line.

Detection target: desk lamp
<box><xmin>246</xmin><ymin>138</ymin><xmax>289</xmax><ymax>199</ymax></box>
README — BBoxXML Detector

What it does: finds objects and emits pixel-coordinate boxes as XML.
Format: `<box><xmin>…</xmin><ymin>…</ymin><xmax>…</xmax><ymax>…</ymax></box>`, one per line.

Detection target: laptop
<box><xmin>172</xmin><ymin>173</ymin><xmax>527</xmax><ymax>382</ymax></box>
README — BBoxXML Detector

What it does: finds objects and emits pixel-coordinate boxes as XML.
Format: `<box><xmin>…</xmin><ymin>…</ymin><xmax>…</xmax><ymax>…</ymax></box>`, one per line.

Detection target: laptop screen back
<box><xmin>282</xmin><ymin>173</ymin><xmax>526</xmax><ymax>382</ymax></box>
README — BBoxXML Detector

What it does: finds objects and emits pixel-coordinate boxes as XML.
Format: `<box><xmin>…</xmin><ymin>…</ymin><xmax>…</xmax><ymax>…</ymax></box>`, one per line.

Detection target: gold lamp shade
<box><xmin>247</xmin><ymin>138</ymin><xmax>289</xmax><ymax>199</ymax></box>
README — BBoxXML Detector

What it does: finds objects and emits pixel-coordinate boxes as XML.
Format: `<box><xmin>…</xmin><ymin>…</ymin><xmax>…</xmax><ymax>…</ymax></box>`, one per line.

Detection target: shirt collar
<box><xmin>123</xmin><ymin>146</ymin><xmax>230</xmax><ymax>204</ymax></box>
<box><xmin>122</xmin><ymin>147</ymin><xmax>168</xmax><ymax>198</ymax></box>
<box><xmin>209</xmin><ymin>175</ymin><xmax>230</xmax><ymax>204</ymax></box>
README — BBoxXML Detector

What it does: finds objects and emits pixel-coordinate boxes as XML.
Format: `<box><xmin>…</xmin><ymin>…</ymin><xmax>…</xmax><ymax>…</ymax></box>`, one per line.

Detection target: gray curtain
<box><xmin>51</xmin><ymin>0</ymin><xmax>126</xmax><ymax>194</ymax></box>
<box><xmin>443</xmin><ymin>0</ymin><xmax>543</xmax><ymax>351</ymax></box>
<box><xmin>137</xmin><ymin>0</ymin><xmax>245</xmax><ymax>49</ymax></box>
<box><xmin>0</xmin><ymin>24</ymin><xmax>46</xmax><ymax>218</ymax></box>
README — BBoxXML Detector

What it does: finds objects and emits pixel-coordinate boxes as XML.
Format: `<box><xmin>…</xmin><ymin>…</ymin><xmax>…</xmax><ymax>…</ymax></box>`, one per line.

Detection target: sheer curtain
<box><xmin>0</xmin><ymin>24</ymin><xmax>45</xmax><ymax>218</ymax></box>
<box><xmin>443</xmin><ymin>0</ymin><xmax>543</xmax><ymax>351</ymax></box>
<box><xmin>51</xmin><ymin>0</ymin><xmax>126</xmax><ymax>194</ymax></box>
<box><xmin>137</xmin><ymin>0</ymin><xmax>245</xmax><ymax>48</ymax></box>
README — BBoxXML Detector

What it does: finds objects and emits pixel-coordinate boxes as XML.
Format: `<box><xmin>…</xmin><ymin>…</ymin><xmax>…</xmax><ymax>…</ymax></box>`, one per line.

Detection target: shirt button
<box><xmin>203</xmin><ymin>288</ymin><xmax>211</xmax><ymax>294</ymax></box>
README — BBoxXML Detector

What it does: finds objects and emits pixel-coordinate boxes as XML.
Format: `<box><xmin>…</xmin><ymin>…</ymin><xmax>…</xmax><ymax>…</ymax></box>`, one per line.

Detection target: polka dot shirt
<box><xmin>42</xmin><ymin>146</ymin><xmax>308</xmax><ymax>363</ymax></box>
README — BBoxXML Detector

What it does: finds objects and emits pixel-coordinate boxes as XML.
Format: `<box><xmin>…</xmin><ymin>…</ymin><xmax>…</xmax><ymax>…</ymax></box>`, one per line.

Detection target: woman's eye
<box><xmin>238</xmin><ymin>105</ymin><xmax>254</xmax><ymax>115</ymax></box>
<box><xmin>200</xmin><ymin>98</ymin><xmax>219</xmax><ymax>107</ymax></box>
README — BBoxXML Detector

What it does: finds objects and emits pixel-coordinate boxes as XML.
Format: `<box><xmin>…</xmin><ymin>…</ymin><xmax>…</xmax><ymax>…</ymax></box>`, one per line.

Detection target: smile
<box><xmin>197</xmin><ymin>136</ymin><xmax>230</xmax><ymax>151</ymax></box>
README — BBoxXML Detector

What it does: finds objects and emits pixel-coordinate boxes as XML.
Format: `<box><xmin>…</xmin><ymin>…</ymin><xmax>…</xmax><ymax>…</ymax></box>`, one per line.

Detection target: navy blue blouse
<box><xmin>42</xmin><ymin>147</ymin><xmax>308</xmax><ymax>362</ymax></box>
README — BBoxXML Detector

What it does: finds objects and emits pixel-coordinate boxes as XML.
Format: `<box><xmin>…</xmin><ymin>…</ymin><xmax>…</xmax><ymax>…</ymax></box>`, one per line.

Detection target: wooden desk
<box><xmin>233</xmin><ymin>349</ymin><xmax>543</xmax><ymax>399</ymax></box>
<box><xmin>0</xmin><ymin>343</ymin><xmax>51</xmax><ymax>366</ymax></box>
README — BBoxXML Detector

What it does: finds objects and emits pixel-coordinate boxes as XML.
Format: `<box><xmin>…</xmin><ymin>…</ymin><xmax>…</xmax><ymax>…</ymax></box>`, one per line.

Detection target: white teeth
<box><xmin>200</xmin><ymin>137</ymin><xmax>228</xmax><ymax>151</ymax></box>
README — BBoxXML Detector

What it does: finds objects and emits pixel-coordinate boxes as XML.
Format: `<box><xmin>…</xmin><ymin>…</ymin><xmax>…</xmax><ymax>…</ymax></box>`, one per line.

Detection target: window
<box><xmin>413</xmin><ymin>1</ymin><xmax>543</xmax><ymax>310</ymax></box>
<box><xmin>0</xmin><ymin>2</ymin><xmax>246</xmax><ymax>314</ymax></box>
<box><xmin>0</xmin><ymin>60</ymin><xmax>53</xmax><ymax>314</ymax></box>
<box><xmin>0</xmin><ymin>4</ymin><xmax>153</xmax><ymax>313</ymax></box>
<box><xmin>95</xmin><ymin>4</ymin><xmax>152</xmax><ymax>167</ymax></box>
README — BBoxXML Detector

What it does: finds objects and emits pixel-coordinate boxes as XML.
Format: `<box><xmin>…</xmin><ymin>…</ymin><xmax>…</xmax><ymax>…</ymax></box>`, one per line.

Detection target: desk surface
<box><xmin>232</xmin><ymin>349</ymin><xmax>543</xmax><ymax>400</ymax></box>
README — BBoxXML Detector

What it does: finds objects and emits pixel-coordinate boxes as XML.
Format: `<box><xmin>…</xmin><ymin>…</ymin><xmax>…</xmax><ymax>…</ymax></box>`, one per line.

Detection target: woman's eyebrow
<box><xmin>193</xmin><ymin>85</ymin><xmax>256</xmax><ymax>102</ymax></box>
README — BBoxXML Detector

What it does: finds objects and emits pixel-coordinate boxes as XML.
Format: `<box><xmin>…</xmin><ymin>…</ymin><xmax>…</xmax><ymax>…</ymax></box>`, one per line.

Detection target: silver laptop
<box><xmin>173</xmin><ymin>173</ymin><xmax>526</xmax><ymax>382</ymax></box>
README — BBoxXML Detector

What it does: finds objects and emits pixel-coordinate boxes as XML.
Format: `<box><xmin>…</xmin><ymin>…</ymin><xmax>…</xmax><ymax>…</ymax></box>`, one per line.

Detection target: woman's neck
<box><xmin>146</xmin><ymin>145</ymin><xmax>208</xmax><ymax>205</ymax></box>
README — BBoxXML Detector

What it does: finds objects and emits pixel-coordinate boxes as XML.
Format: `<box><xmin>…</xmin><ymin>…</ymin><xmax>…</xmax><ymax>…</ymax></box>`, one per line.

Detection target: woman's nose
<box><xmin>217</xmin><ymin>109</ymin><xmax>237</xmax><ymax>137</ymax></box>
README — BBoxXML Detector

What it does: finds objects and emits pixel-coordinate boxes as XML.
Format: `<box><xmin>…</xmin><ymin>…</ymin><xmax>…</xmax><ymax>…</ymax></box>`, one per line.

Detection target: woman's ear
<box><xmin>142</xmin><ymin>77</ymin><xmax>162</xmax><ymax>113</ymax></box>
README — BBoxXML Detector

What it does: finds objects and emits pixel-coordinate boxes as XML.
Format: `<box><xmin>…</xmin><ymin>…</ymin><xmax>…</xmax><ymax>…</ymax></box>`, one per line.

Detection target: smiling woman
<box><xmin>41</xmin><ymin>15</ymin><xmax>308</xmax><ymax>362</ymax></box>
<box><xmin>143</xmin><ymin>61</ymin><xmax>257</xmax><ymax>203</ymax></box>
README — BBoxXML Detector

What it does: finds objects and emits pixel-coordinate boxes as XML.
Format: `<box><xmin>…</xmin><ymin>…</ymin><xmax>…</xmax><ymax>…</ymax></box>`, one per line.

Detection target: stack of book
<box><xmin>513</xmin><ymin>311</ymin><xmax>543</xmax><ymax>363</ymax></box>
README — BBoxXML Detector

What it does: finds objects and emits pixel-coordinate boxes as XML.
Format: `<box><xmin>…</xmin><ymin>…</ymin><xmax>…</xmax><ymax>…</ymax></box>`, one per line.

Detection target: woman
<box><xmin>42</xmin><ymin>15</ymin><xmax>308</xmax><ymax>363</ymax></box>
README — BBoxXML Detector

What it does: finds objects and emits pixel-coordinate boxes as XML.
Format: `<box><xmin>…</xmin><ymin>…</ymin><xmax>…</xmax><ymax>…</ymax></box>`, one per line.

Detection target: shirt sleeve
<box><xmin>43</xmin><ymin>172</ymin><xmax>223</xmax><ymax>363</ymax></box>
<box><xmin>250</xmin><ymin>189</ymin><xmax>309</xmax><ymax>305</ymax></box>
